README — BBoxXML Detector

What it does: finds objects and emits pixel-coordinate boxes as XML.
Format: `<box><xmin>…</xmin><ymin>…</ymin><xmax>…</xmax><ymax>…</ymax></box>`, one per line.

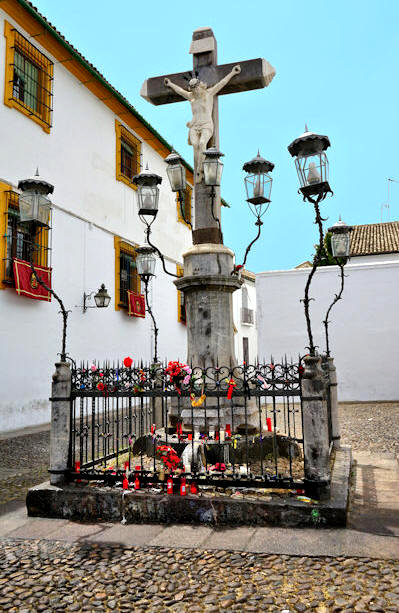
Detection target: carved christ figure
<box><xmin>164</xmin><ymin>65</ymin><xmax>241</xmax><ymax>181</ymax></box>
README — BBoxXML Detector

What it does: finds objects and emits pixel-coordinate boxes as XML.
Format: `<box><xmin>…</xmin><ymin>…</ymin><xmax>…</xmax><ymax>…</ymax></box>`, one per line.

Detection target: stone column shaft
<box><xmin>326</xmin><ymin>356</ymin><xmax>340</xmax><ymax>449</ymax></box>
<box><xmin>49</xmin><ymin>362</ymin><xmax>72</xmax><ymax>486</ymax></box>
<box><xmin>301</xmin><ymin>355</ymin><xmax>331</xmax><ymax>500</ymax></box>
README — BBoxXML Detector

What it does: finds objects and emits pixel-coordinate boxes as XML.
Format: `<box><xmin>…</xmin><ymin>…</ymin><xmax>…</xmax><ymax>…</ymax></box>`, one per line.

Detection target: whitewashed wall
<box><xmin>0</xmin><ymin>11</ymin><xmax>191</xmax><ymax>431</ymax></box>
<box><xmin>256</xmin><ymin>260</ymin><xmax>399</xmax><ymax>401</ymax></box>
<box><xmin>233</xmin><ymin>278</ymin><xmax>258</xmax><ymax>364</ymax></box>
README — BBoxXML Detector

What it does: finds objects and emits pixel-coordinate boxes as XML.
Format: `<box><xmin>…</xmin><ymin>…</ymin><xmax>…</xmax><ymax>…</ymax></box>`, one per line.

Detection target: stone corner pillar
<box><xmin>301</xmin><ymin>355</ymin><xmax>331</xmax><ymax>500</ymax></box>
<box><xmin>49</xmin><ymin>361</ymin><xmax>72</xmax><ymax>486</ymax></box>
<box><xmin>322</xmin><ymin>354</ymin><xmax>341</xmax><ymax>449</ymax></box>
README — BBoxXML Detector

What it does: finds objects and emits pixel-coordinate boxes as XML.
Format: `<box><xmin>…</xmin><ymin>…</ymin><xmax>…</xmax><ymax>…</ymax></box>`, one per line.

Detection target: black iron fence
<box><xmin>69</xmin><ymin>360</ymin><xmax>306</xmax><ymax>490</ymax></box>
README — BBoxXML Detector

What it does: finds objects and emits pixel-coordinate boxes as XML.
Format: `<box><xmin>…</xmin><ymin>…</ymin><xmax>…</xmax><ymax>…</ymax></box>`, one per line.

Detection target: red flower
<box><xmin>97</xmin><ymin>382</ymin><xmax>105</xmax><ymax>391</ymax></box>
<box><xmin>124</xmin><ymin>356</ymin><xmax>133</xmax><ymax>368</ymax></box>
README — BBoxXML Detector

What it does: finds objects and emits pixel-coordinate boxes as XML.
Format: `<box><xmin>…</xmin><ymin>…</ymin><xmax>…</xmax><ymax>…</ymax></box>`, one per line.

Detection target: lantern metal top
<box><xmin>132</xmin><ymin>164</ymin><xmax>162</xmax><ymax>187</ymax></box>
<box><xmin>204</xmin><ymin>146</ymin><xmax>224</xmax><ymax>159</ymax></box>
<box><xmin>243</xmin><ymin>151</ymin><xmax>274</xmax><ymax>174</ymax></box>
<box><xmin>328</xmin><ymin>217</ymin><xmax>353</xmax><ymax>234</ymax></box>
<box><xmin>164</xmin><ymin>150</ymin><xmax>184</xmax><ymax>166</ymax></box>
<box><xmin>288</xmin><ymin>129</ymin><xmax>331</xmax><ymax>158</ymax></box>
<box><xmin>136</xmin><ymin>245</ymin><xmax>156</xmax><ymax>257</ymax></box>
<box><xmin>18</xmin><ymin>169</ymin><xmax>54</xmax><ymax>195</ymax></box>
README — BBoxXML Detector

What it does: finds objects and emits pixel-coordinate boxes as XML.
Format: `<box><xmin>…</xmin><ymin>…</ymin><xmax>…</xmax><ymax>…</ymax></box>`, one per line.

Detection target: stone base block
<box><xmin>27</xmin><ymin>448</ymin><xmax>351</xmax><ymax>528</ymax></box>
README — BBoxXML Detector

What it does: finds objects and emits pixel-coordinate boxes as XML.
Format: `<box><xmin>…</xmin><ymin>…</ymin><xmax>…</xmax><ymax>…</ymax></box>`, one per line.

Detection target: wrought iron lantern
<box><xmin>83</xmin><ymin>283</ymin><xmax>111</xmax><ymax>312</ymax></box>
<box><xmin>328</xmin><ymin>218</ymin><xmax>353</xmax><ymax>258</ymax></box>
<box><xmin>164</xmin><ymin>150</ymin><xmax>186</xmax><ymax>193</ymax></box>
<box><xmin>136</xmin><ymin>245</ymin><xmax>156</xmax><ymax>280</ymax></box>
<box><xmin>18</xmin><ymin>169</ymin><xmax>54</xmax><ymax>226</ymax></box>
<box><xmin>132</xmin><ymin>164</ymin><xmax>162</xmax><ymax>222</ymax></box>
<box><xmin>94</xmin><ymin>284</ymin><xmax>111</xmax><ymax>308</ymax></box>
<box><xmin>287</xmin><ymin>127</ymin><xmax>331</xmax><ymax>200</ymax></box>
<box><xmin>243</xmin><ymin>151</ymin><xmax>274</xmax><ymax>216</ymax></box>
<box><xmin>203</xmin><ymin>147</ymin><xmax>224</xmax><ymax>186</ymax></box>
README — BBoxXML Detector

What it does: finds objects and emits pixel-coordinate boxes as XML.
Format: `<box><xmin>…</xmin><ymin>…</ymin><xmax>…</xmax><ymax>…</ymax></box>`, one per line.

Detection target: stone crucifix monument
<box><xmin>141</xmin><ymin>28</ymin><xmax>275</xmax><ymax>375</ymax></box>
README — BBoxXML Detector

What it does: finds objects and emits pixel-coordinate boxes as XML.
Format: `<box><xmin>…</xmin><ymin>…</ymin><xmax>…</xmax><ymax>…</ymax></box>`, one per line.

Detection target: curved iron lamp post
<box><xmin>133</xmin><ymin>165</ymin><xmax>178</xmax><ymax>279</ymax></box>
<box><xmin>136</xmin><ymin>245</ymin><xmax>159</xmax><ymax>362</ymax></box>
<box><xmin>288</xmin><ymin>127</ymin><xmax>333</xmax><ymax>355</ymax></box>
<box><xmin>323</xmin><ymin>218</ymin><xmax>353</xmax><ymax>356</ymax></box>
<box><xmin>239</xmin><ymin>151</ymin><xmax>274</xmax><ymax>270</ymax></box>
<box><xmin>18</xmin><ymin>172</ymin><xmax>70</xmax><ymax>362</ymax></box>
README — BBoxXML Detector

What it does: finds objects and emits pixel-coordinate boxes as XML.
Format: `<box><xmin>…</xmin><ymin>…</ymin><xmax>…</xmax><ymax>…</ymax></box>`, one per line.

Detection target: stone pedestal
<box><xmin>174</xmin><ymin>243</ymin><xmax>242</xmax><ymax>429</ymax></box>
<box><xmin>301</xmin><ymin>355</ymin><xmax>331</xmax><ymax>500</ymax></box>
<box><xmin>49</xmin><ymin>362</ymin><xmax>72</xmax><ymax>486</ymax></box>
<box><xmin>175</xmin><ymin>243</ymin><xmax>241</xmax><ymax>367</ymax></box>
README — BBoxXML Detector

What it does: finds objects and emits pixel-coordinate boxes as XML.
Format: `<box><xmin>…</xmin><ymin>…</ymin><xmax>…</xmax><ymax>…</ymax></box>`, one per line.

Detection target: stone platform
<box><xmin>26</xmin><ymin>448</ymin><xmax>351</xmax><ymax>528</ymax></box>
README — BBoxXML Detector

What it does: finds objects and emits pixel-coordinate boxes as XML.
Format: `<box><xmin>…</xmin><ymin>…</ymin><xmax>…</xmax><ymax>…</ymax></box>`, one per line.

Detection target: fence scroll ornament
<box><xmin>67</xmin><ymin>358</ymin><xmax>313</xmax><ymax>494</ymax></box>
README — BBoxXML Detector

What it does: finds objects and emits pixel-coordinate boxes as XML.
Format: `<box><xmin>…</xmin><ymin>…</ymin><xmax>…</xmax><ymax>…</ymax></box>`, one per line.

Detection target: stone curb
<box><xmin>26</xmin><ymin>448</ymin><xmax>351</xmax><ymax>528</ymax></box>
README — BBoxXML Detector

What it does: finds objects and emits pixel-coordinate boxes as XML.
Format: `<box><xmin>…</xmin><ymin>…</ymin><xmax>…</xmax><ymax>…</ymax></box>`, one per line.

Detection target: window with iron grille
<box><xmin>114</xmin><ymin>237</ymin><xmax>140</xmax><ymax>310</ymax></box>
<box><xmin>1</xmin><ymin>189</ymin><xmax>51</xmax><ymax>287</ymax></box>
<box><xmin>115</xmin><ymin>120</ymin><xmax>141</xmax><ymax>187</ymax></box>
<box><xmin>176</xmin><ymin>264</ymin><xmax>186</xmax><ymax>323</ymax></box>
<box><xmin>4</xmin><ymin>21</ymin><xmax>54</xmax><ymax>132</ymax></box>
<box><xmin>176</xmin><ymin>184</ymin><xmax>192</xmax><ymax>227</ymax></box>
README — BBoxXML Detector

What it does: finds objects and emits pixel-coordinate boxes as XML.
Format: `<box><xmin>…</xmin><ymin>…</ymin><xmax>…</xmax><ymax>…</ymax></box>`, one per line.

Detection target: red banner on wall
<box><xmin>13</xmin><ymin>258</ymin><xmax>52</xmax><ymax>302</ymax></box>
<box><xmin>127</xmin><ymin>290</ymin><xmax>145</xmax><ymax>318</ymax></box>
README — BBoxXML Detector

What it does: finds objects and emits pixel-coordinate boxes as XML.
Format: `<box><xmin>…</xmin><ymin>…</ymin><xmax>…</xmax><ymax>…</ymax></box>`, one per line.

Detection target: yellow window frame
<box><xmin>114</xmin><ymin>236</ymin><xmax>141</xmax><ymax>311</ymax></box>
<box><xmin>4</xmin><ymin>21</ymin><xmax>53</xmax><ymax>133</ymax></box>
<box><xmin>177</xmin><ymin>184</ymin><xmax>192</xmax><ymax>228</ymax></box>
<box><xmin>0</xmin><ymin>183</ymin><xmax>50</xmax><ymax>289</ymax></box>
<box><xmin>115</xmin><ymin>119</ymin><xmax>141</xmax><ymax>189</ymax></box>
<box><xmin>176</xmin><ymin>263</ymin><xmax>186</xmax><ymax>323</ymax></box>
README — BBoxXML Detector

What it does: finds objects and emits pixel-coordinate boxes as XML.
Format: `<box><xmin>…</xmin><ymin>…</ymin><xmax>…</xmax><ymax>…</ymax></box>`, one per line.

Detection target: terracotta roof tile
<box><xmin>350</xmin><ymin>221</ymin><xmax>399</xmax><ymax>256</ymax></box>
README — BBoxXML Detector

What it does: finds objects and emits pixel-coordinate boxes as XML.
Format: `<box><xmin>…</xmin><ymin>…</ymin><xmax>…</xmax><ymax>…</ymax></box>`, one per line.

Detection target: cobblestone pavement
<box><xmin>0</xmin><ymin>540</ymin><xmax>398</xmax><ymax>612</ymax></box>
<box><xmin>0</xmin><ymin>430</ymin><xmax>50</xmax><ymax>508</ymax></box>
<box><xmin>339</xmin><ymin>403</ymin><xmax>399</xmax><ymax>455</ymax></box>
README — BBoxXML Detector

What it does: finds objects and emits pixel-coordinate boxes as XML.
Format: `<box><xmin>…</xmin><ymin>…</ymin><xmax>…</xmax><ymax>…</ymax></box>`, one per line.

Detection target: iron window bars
<box><xmin>2</xmin><ymin>190</ymin><xmax>51</xmax><ymax>285</ymax></box>
<box><xmin>7</xmin><ymin>26</ymin><xmax>54</xmax><ymax>130</ymax></box>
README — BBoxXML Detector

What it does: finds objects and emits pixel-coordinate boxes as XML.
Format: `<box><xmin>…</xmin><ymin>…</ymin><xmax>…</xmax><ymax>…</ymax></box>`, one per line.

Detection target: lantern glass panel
<box><xmin>167</xmin><ymin>163</ymin><xmax>186</xmax><ymax>192</ymax></box>
<box><xmin>19</xmin><ymin>193</ymin><xmax>51</xmax><ymax>226</ymax></box>
<box><xmin>295</xmin><ymin>152</ymin><xmax>329</xmax><ymax>190</ymax></box>
<box><xmin>244</xmin><ymin>171</ymin><xmax>272</xmax><ymax>203</ymax></box>
<box><xmin>137</xmin><ymin>185</ymin><xmax>159</xmax><ymax>216</ymax></box>
<box><xmin>331</xmin><ymin>233</ymin><xmax>350</xmax><ymax>258</ymax></box>
<box><xmin>204</xmin><ymin>158</ymin><xmax>223</xmax><ymax>186</ymax></box>
<box><xmin>137</xmin><ymin>252</ymin><xmax>156</xmax><ymax>277</ymax></box>
<box><xmin>94</xmin><ymin>285</ymin><xmax>111</xmax><ymax>308</ymax></box>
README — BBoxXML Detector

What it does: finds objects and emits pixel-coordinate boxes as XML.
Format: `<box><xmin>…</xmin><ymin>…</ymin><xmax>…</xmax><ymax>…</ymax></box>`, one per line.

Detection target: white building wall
<box><xmin>256</xmin><ymin>261</ymin><xmax>399</xmax><ymax>401</ymax></box>
<box><xmin>233</xmin><ymin>278</ymin><xmax>258</xmax><ymax>364</ymax></box>
<box><xmin>0</xmin><ymin>10</ymin><xmax>190</xmax><ymax>431</ymax></box>
<box><xmin>350</xmin><ymin>253</ymin><xmax>399</xmax><ymax>264</ymax></box>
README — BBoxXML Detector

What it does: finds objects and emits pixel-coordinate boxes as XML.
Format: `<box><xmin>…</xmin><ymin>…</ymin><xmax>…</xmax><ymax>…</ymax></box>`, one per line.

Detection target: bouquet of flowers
<box><xmin>156</xmin><ymin>445</ymin><xmax>181</xmax><ymax>471</ymax></box>
<box><xmin>165</xmin><ymin>361</ymin><xmax>192</xmax><ymax>393</ymax></box>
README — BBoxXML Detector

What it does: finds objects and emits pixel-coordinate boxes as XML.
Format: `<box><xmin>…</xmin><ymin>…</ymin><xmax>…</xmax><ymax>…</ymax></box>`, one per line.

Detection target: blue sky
<box><xmin>32</xmin><ymin>0</ymin><xmax>399</xmax><ymax>271</ymax></box>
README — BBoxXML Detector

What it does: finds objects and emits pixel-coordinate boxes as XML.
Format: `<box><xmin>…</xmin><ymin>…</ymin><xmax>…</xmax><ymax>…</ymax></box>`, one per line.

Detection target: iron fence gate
<box><xmin>69</xmin><ymin>360</ymin><xmax>306</xmax><ymax>490</ymax></box>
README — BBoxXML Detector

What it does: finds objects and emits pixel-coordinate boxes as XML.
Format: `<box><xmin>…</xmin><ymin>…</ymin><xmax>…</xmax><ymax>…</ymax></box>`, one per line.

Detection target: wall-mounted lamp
<box><xmin>83</xmin><ymin>284</ymin><xmax>111</xmax><ymax>313</ymax></box>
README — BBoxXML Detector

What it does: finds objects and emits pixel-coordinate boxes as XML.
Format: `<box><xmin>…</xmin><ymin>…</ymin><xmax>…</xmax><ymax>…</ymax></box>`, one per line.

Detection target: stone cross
<box><xmin>141</xmin><ymin>27</ymin><xmax>275</xmax><ymax>244</ymax></box>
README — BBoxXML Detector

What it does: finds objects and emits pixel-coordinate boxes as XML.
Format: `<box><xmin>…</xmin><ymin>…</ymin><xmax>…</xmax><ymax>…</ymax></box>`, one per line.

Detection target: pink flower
<box><xmin>90</xmin><ymin>364</ymin><xmax>97</xmax><ymax>372</ymax></box>
<box><xmin>183</xmin><ymin>375</ymin><xmax>191</xmax><ymax>385</ymax></box>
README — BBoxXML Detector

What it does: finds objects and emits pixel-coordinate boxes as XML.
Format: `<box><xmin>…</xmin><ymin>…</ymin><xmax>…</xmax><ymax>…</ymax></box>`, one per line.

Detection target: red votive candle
<box><xmin>188</xmin><ymin>433</ymin><xmax>193</xmax><ymax>440</ymax></box>
<box><xmin>225</xmin><ymin>424</ymin><xmax>231</xmax><ymax>437</ymax></box>
<box><xmin>266</xmin><ymin>417</ymin><xmax>272</xmax><ymax>432</ymax></box>
<box><xmin>123</xmin><ymin>476</ymin><xmax>129</xmax><ymax>490</ymax></box>
<box><xmin>134</xmin><ymin>476</ymin><xmax>140</xmax><ymax>490</ymax></box>
<box><xmin>167</xmin><ymin>477</ymin><xmax>173</xmax><ymax>495</ymax></box>
<box><xmin>124</xmin><ymin>461</ymin><xmax>129</xmax><ymax>471</ymax></box>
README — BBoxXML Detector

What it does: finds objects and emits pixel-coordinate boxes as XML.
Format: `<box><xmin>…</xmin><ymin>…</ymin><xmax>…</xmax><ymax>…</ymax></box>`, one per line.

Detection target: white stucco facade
<box><xmin>256</xmin><ymin>259</ymin><xmax>399</xmax><ymax>401</ymax></box>
<box><xmin>0</xmin><ymin>8</ymin><xmax>255</xmax><ymax>431</ymax></box>
<box><xmin>233</xmin><ymin>275</ymin><xmax>258</xmax><ymax>364</ymax></box>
